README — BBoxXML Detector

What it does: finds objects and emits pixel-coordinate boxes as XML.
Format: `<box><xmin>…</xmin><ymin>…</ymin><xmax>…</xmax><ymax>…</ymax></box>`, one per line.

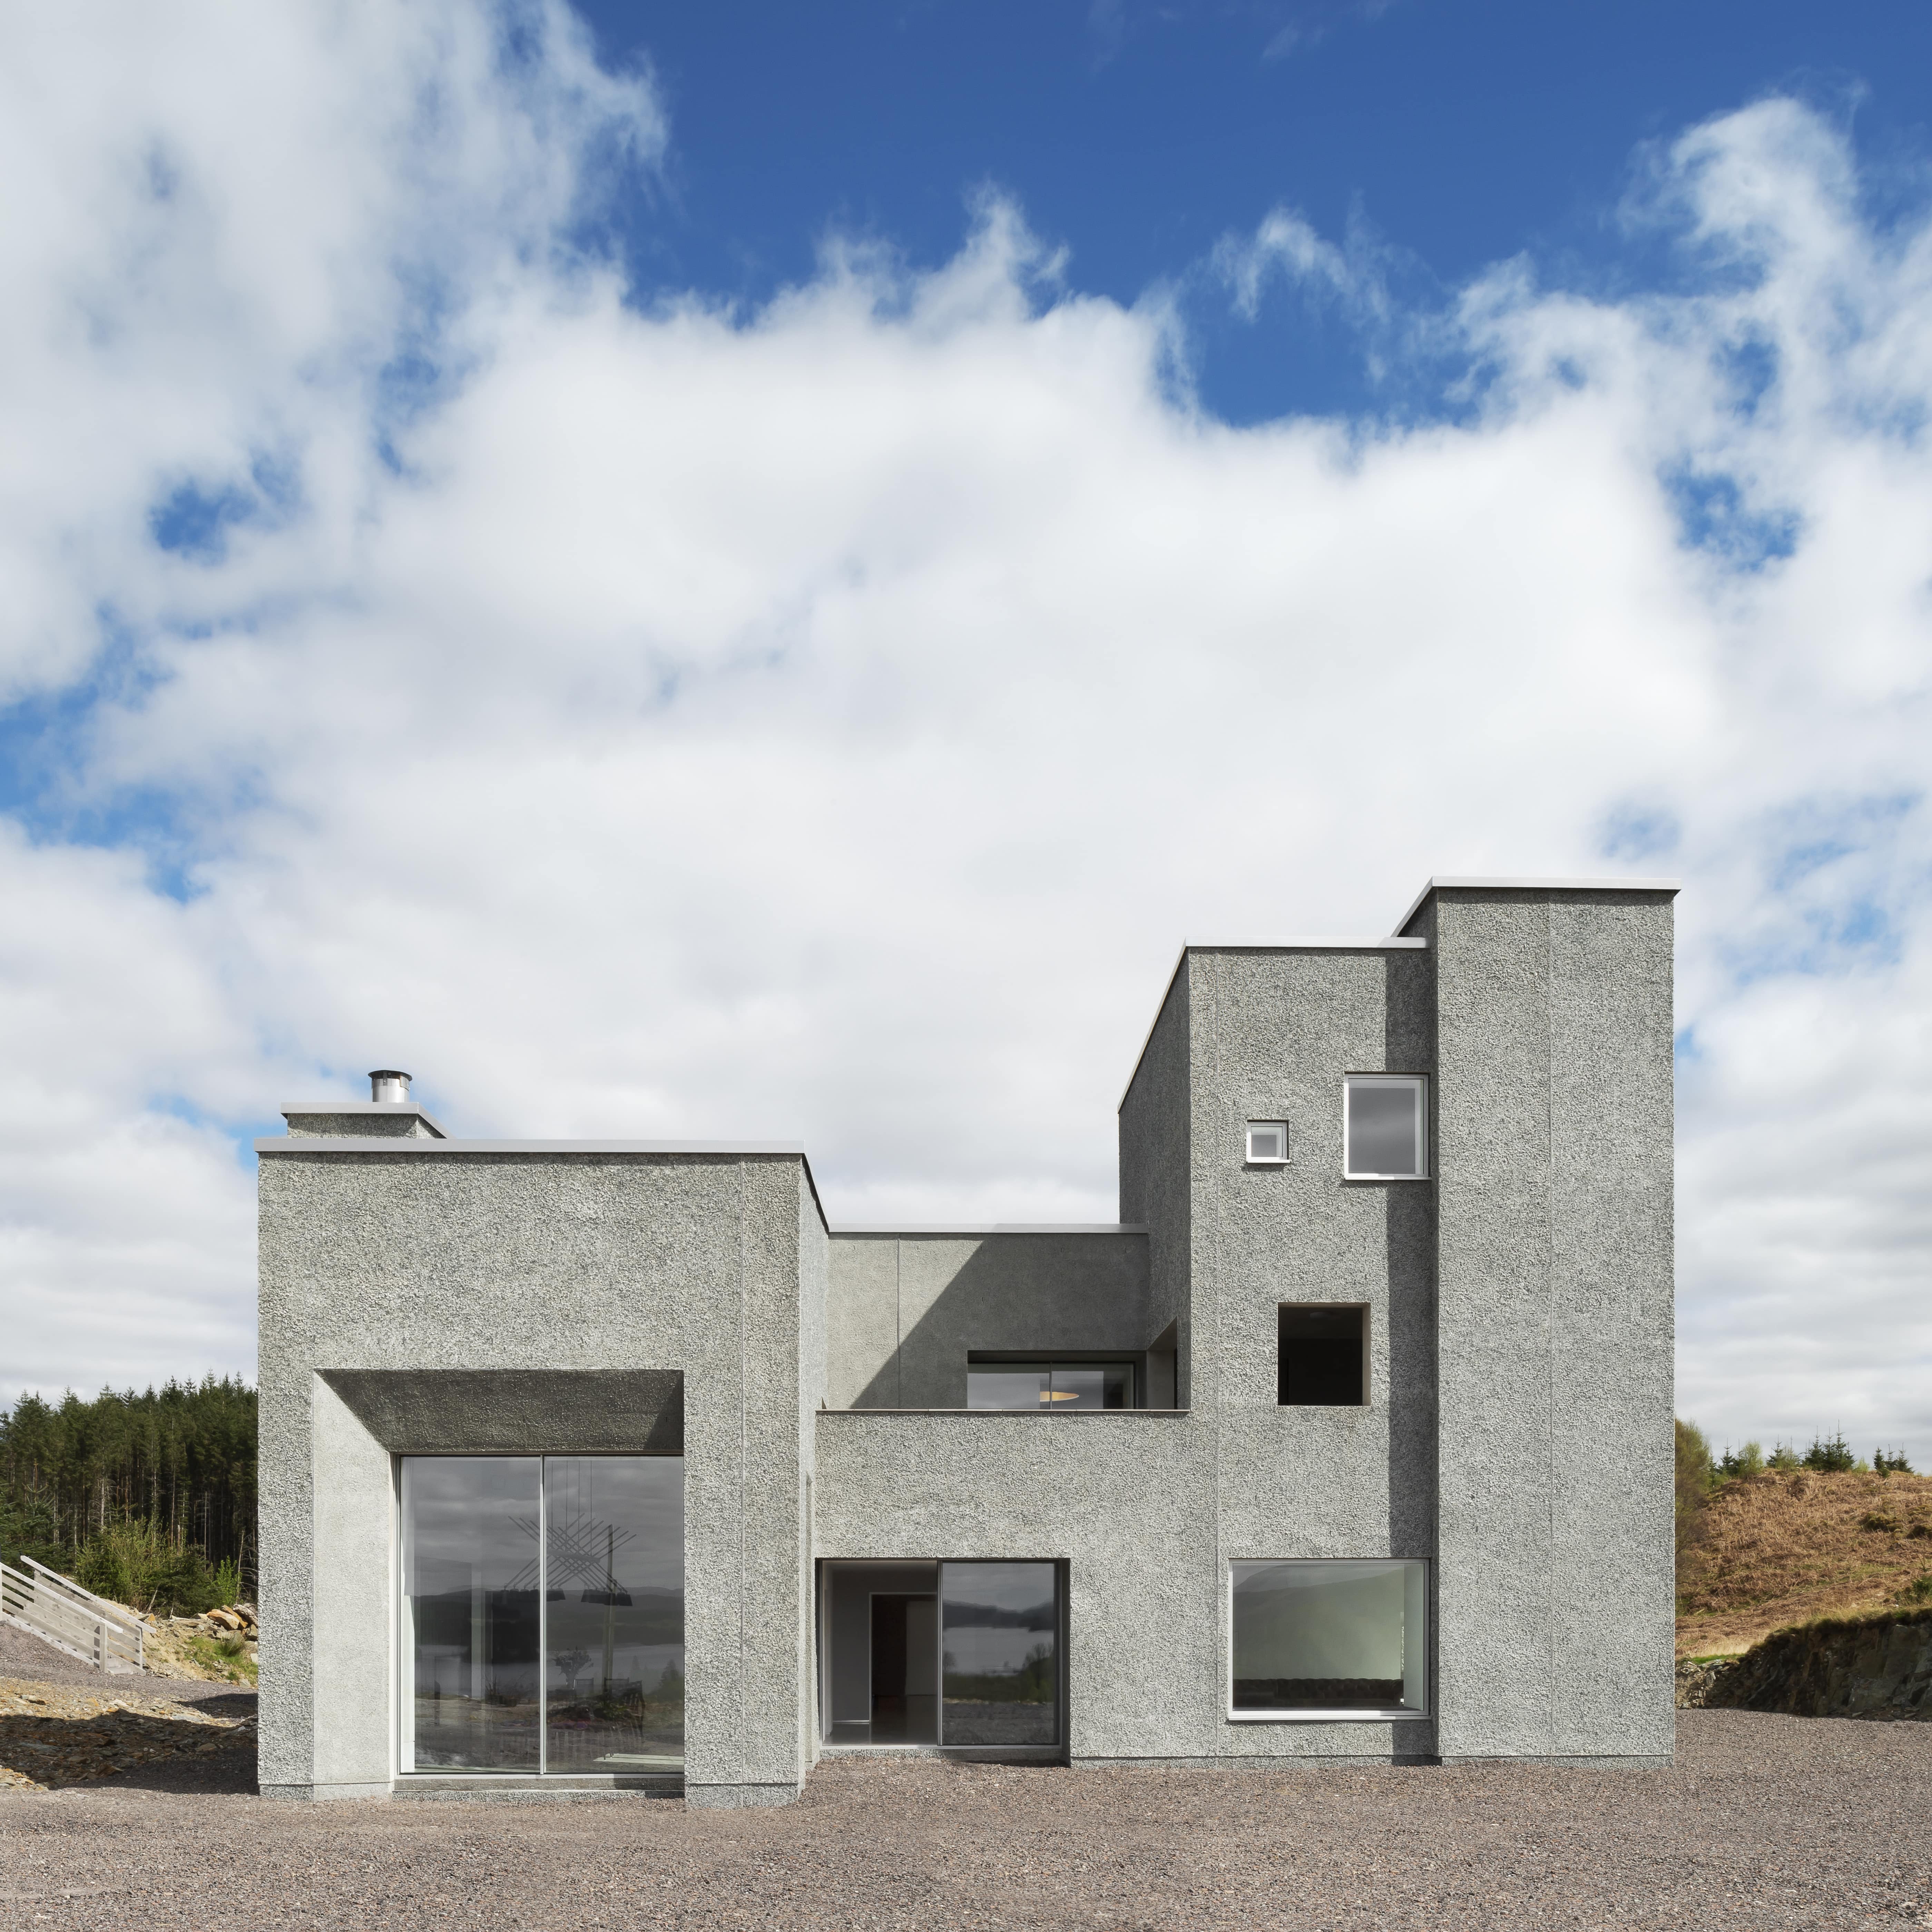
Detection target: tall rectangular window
<box><xmin>401</xmin><ymin>1454</ymin><xmax>683</xmax><ymax>1776</ymax></box>
<box><xmin>1278</xmin><ymin>1304</ymin><xmax>1367</xmax><ymax>1406</ymax></box>
<box><xmin>1229</xmin><ymin>1559</ymin><xmax>1427</xmax><ymax>1719</ymax></box>
<box><xmin>941</xmin><ymin>1561</ymin><xmax>1059</xmax><ymax>1746</ymax></box>
<box><xmin>1343</xmin><ymin>1075</ymin><xmax>1428</xmax><ymax>1179</ymax></box>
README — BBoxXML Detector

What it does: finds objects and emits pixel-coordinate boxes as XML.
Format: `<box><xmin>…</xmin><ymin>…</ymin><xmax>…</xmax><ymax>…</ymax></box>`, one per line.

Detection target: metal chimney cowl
<box><xmin>368</xmin><ymin>1070</ymin><xmax>412</xmax><ymax>1104</ymax></box>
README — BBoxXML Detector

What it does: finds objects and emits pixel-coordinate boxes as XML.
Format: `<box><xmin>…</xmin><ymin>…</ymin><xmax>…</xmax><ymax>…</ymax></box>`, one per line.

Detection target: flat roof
<box><xmin>256</xmin><ymin>1136</ymin><xmax>827</xmax><ymax>1230</ymax></box>
<box><xmin>1392</xmin><ymin>874</ymin><xmax>1680</xmax><ymax>936</ymax></box>
<box><xmin>1118</xmin><ymin>934</ymin><xmax>1431</xmax><ymax>1112</ymax></box>
<box><xmin>281</xmin><ymin>1101</ymin><xmax>449</xmax><ymax>1138</ymax></box>
<box><xmin>256</xmin><ymin>1138</ymin><xmax>808</xmax><ymax>1156</ymax></box>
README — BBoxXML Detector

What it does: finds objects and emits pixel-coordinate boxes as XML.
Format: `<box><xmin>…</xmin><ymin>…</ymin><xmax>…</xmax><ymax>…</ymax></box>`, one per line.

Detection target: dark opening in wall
<box><xmin>1277</xmin><ymin>1305</ymin><xmax>1366</xmax><ymax>1406</ymax></box>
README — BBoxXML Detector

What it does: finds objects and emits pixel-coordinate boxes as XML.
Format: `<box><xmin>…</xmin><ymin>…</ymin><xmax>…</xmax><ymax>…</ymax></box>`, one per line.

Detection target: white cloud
<box><xmin>0</xmin><ymin>19</ymin><xmax>1927</xmax><ymax>1465</ymax></box>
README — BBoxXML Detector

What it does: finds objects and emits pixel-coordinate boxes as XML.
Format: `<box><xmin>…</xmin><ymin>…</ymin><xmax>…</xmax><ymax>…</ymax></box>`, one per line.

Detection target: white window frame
<box><xmin>1225</xmin><ymin>1557</ymin><xmax>1430</xmax><ymax>1723</ymax></box>
<box><xmin>1342</xmin><ymin>1074</ymin><xmax>1428</xmax><ymax>1181</ymax></box>
<box><xmin>1244</xmin><ymin>1120</ymin><xmax>1290</xmax><ymax>1166</ymax></box>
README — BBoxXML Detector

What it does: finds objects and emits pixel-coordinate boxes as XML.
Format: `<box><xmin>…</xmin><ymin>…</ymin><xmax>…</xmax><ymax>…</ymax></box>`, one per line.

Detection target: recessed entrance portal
<box><xmin>820</xmin><ymin>1559</ymin><xmax>1061</xmax><ymax>1750</ymax></box>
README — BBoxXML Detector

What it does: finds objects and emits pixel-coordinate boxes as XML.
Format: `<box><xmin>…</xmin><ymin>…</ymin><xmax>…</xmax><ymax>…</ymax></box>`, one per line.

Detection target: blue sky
<box><xmin>577</xmin><ymin>0</ymin><xmax>1932</xmax><ymax>420</ymax></box>
<box><xmin>0</xmin><ymin>0</ymin><xmax>1929</xmax><ymax>1467</ymax></box>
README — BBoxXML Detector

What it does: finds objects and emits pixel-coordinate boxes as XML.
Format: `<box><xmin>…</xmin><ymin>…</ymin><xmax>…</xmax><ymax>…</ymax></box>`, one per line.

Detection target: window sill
<box><xmin>1227</xmin><ymin>1708</ymin><xmax>1428</xmax><ymax>1724</ymax></box>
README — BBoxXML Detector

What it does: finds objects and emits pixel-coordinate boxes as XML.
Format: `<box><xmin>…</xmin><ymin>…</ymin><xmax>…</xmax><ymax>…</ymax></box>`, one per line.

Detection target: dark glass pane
<box><xmin>543</xmin><ymin>1457</ymin><xmax>684</xmax><ymax>1773</ymax></box>
<box><xmin>1049</xmin><ymin>1365</ymin><xmax>1132</xmax><ymax>1409</ymax></box>
<box><xmin>1278</xmin><ymin>1306</ymin><xmax>1365</xmax><ymax>1405</ymax></box>
<box><xmin>940</xmin><ymin>1561</ymin><xmax>1058</xmax><ymax>1745</ymax></box>
<box><xmin>402</xmin><ymin>1457</ymin><xmax>542</xmax><ymax>1771</ymax></box>
<box><xmin>1347</xmin><ymin>1082</ymin><xmax>1420</xmax><ymax>1175</ymax></box>
<box><xmin>1230</xmin><ymin>1561</ymin><xmax>1416</xmax><ymax>1711</ymax></box>
<box><xmin>968</xmin><ymin>1368</ymin><xmax>1051</xmax><ymax>1410</ymax></box>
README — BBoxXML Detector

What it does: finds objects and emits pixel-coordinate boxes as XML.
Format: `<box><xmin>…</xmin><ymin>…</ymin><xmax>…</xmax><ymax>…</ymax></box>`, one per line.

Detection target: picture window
<box><xmin>1229</xmin><ymin>1559</ymin><xmax>1428</xmax><ymax>1719</ymax></box>
<box><xmin>1343</xmin><ymin>1075</ymin><xmax>1427</xmax><ymax>1180</ymax></box>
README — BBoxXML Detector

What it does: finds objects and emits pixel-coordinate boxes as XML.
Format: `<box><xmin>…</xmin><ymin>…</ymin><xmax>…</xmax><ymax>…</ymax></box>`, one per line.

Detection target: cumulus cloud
<box><xmin>0</xmin><ymin>12</ymin><xmax>1927</xmax><ymax>1464</ymax></box>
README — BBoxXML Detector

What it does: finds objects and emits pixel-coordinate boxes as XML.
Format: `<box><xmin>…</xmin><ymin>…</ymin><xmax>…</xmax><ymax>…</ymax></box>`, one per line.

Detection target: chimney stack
<box><xmin>369</xmin><ymin>1069</ymin><xmax>412</xmax><ymax>1104</ymax></box>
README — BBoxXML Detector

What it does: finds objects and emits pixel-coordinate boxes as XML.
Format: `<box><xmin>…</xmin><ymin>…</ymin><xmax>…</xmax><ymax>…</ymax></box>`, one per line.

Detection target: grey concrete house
<box><xmin>257</xmin><ymin>876</ymin><xmax>1678</xmax><ymax>1804</ymax></box>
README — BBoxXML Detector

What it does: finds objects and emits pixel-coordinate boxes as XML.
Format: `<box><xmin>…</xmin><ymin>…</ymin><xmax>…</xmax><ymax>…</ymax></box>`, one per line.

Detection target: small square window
<box><xmin>1342</xmin><ymin>1075</ymin><xmax>1427</xmax><ymax>1180</ymax></box>
<box><xmin>1245</xmin><ymin>1121</ymin><xmax>1289</xmax><ymax>1165</ymax></box>
<box><xmin>1278</xmin><ymin>1304</ymin><xmax>1366</xmax><ymax>1405</ymax></box>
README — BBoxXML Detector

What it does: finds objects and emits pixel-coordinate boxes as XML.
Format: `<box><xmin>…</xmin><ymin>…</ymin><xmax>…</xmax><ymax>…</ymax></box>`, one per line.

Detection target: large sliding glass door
<box><xmin>401</xmin><ymin>1455</ymin><xmax>683</xmax><ymax>1775</ymax></box>
<box><xmin>820</xmin><ymin>1560</ymin><xmax>1060</xmax><ymax>1749</ymax></box>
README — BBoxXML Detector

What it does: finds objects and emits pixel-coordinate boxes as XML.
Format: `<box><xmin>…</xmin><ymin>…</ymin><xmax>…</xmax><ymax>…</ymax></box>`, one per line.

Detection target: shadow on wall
<box><xmin>846</xmin><ymin>1235</ymin><xmax>1156</xmax><ymax>1411</ymax></box>
<box><xmin>1384</xmin><ymin>942</ymin><xmax>1438</xmax><ymax>1570</ymax></box>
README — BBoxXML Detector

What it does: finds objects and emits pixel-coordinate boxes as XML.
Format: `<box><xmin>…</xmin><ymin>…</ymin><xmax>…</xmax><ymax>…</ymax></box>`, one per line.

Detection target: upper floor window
<box><xmin>1245</xmin><ymin>1121</ymin><xmax>1289</xmax><ymax>1164</ymax></box>
<box><xmin>967</xmin><ymin>1361</ymin><xmax>1135</xmax><ymax>1410</ymax></box>
<box><xmin>1343</xmin><ymin>1075</ymin><xmax>1428</xmax><ymax>1180</ymax></box>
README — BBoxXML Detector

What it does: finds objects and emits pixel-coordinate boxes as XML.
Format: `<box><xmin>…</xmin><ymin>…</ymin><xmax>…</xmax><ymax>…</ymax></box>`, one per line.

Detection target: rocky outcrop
<box><xmin>1675</xmin><ymin>1657</ymin><xmax>1740</xmax><ymax>1708</ymax></box>
<box><xmin>1687</xmin><ymin>1608</ymin><xmax>1932</xmax><ymax>1719</ymax></box>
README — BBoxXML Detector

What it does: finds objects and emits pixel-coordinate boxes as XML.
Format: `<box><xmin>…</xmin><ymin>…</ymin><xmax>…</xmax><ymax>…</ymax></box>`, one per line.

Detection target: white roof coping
<box><xmin>281</xmin><ymin>1101</ymin><xmax>449</xmax><ymax>1138</ymax></box>
<box><xmin>1392</xmin><ymin>874</ymin><xmax>1681</xmax><ymax>937</ymax></box>
<box><xmin>830</xmin><ymin>1223</ymin><xmax>1149</xmax><ymax>1237</ymax></box>
<box><xmin>1185</xmin><ymin>936</ymin><xmax>1429</xmax><ymax>951</ymax></box>
<box><xmin>257</xmin><ymin>1138</ymin><xmax>808</xmax><ymax>1156</ymax></box>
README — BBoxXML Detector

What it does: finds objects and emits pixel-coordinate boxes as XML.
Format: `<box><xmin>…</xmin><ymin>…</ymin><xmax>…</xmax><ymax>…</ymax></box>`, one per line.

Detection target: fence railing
<box><xmin>0</xmin><ymin>1558</ymin><xmax>145</xmax><ymax>1673</ymax></box>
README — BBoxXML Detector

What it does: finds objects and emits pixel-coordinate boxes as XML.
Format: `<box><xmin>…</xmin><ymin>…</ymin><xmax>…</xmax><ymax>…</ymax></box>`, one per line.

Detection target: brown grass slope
<box><xmin>1676</xmin><ymin>1468</ymin><xmax>1932</xmax><ymax>1658</ymax></box>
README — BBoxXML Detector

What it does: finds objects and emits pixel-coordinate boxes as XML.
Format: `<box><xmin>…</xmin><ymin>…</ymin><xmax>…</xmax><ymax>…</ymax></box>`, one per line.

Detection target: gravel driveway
<box><xmin>1</xmin><ymin>1710</ymin><xmax>1927</xmax><ymax>1929</ymax></box>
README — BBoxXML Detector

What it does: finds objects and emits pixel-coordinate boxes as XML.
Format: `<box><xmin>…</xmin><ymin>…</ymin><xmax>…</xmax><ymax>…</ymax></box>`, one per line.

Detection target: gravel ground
<box><xmin>0</xmin><ymin>1711</ymin><xmax>1928</xmax><ymax>1930</ymax></box>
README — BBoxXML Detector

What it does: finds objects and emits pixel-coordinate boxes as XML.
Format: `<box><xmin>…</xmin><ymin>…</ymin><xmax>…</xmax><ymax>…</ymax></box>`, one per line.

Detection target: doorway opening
<box><xmin>819</xmin><ymin>1559</ymin><xmax>1062</xmax><ymax>1752</ymax></box>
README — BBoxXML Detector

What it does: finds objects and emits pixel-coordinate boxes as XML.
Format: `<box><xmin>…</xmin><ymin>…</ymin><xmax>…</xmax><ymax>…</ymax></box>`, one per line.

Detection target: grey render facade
<box><xmin>256</xmin><ymin>876</ymin><xmax>1678</xmax><ymax>1804</ymax></box>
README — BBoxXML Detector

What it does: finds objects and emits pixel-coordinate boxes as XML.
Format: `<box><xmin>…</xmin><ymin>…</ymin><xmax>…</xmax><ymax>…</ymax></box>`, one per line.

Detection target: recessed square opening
<box><xmin>1277</xmin><ymin>1304</ymin><xmax>1366</xmax><ymax>1406</ymax></box>
<box><xmin>1245</xmin><ymin>1120</ymin><xmax>1289</xmax><ymax>1164</ymax></box>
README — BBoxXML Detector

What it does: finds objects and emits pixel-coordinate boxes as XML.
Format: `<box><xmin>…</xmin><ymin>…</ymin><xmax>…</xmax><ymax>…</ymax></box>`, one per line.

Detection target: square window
<box><xmin>1245</xmin><ymin>1121</ymin><xmax>1289</xmax><ymax>1164</ymax></box>
<box><xmin>1343</xmin><ymin>1075</ymin><xmax>1427</xmax><ymax>1179</ymax></box>
<box><xmin>1278</xmin><ymin>1304</ymin><xmax>1366</xmax><ymax>1406</ymax></box>
<box><xmin>1229</xmin><ymin>1559</ymin><xmax>1427</xmax><ymax>1719</ymax></box>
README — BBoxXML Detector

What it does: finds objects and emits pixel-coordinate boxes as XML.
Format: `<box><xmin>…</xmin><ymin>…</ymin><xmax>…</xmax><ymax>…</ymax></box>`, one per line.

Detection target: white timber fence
<box><xmin>0</xmin><ymin>1555</ymin><xmax>145</xmax><ymax>1673</ymax></box>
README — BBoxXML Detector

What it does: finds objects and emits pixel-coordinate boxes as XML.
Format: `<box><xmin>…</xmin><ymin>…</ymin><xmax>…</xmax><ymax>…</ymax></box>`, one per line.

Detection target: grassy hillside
<box><xmin>1677</xmin><ymin>1468</ymin><xmax>1932</xmax><ymax>1657</ymax></box>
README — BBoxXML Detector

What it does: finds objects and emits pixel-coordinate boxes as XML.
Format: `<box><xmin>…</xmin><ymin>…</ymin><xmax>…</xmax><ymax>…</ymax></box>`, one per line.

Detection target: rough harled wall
<box><xmin>1118</xmin><ymin>966</ymin><xmax>1191</xmax><ymax>1401</ymax></box>
<box><xmin>814</xmin><ymin>1413</ymin><xmax>1222</xmax><ymax>1760</ymax></box>
<box><xmin>1419</xmin><ymin>887</ymin><xmax>1676</xmax><ymax>1765</ymax></box>
<box><xmin>825</xmin><ymin>1233</ymin><xmax>1151</xmax><ymax>1410</ymax></box>
<box><xmin>257</xmin><ymin>1148</ymin><xmax>822</xmax><ymax>1805</ymax></box>
<box><xmin>1184</xmin><ymin>945</ymin><xmax>1438</xmax><ymax>1763</ymax></box>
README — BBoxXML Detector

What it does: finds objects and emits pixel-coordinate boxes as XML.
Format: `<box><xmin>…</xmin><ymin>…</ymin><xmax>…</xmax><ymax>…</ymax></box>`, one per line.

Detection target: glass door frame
<box><xmin>814</xmin><ymin>1557</ymin><xmax>1069</xmax><ymax>1755</ymax></box>
<box><xmin>393</xmin><ymin>1452</ymin><xmax>684</xmax><ymax>1779</ymax></box>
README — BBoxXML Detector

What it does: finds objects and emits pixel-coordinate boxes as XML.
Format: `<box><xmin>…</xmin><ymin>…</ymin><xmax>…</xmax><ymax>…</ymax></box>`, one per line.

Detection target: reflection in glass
<box><xmin>401</xmin><ymin>1455</ymin><xmax>684</xmax><ymax>1776</ymax></box>
<box><xmin>967</xmin><ymin>1368</ymin><xmax>1050</xmax><ymax>1410</ymax></box>
<box><xmin>543</xmin><ymin>1458</ymin><xmax>685</xmax><ymax>1772</ymax></box>
<box><xmin>402</xmin><ymin>1457</ymin><xmax>542</xmax><ymax>1770</ymax></box>
<box><xmin>1345</xmin><ymin>1079</ymin><xmax>1425</xmax><ymax>1177</ymax></box>
<box><xmin>940</xmin><ymin>1561</ymin><xmax>1058</xmax><ymax>1745</ymax></box>
<box><xmin>1230</xmin><ymin>1560</ymin><xmax>1427</xmax><ymax>1713</ymax></box>
<box><xmin>965</xmin><ymin>1364</ymin><xmax>1133</xmax><ymax>1410</ymax></box>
